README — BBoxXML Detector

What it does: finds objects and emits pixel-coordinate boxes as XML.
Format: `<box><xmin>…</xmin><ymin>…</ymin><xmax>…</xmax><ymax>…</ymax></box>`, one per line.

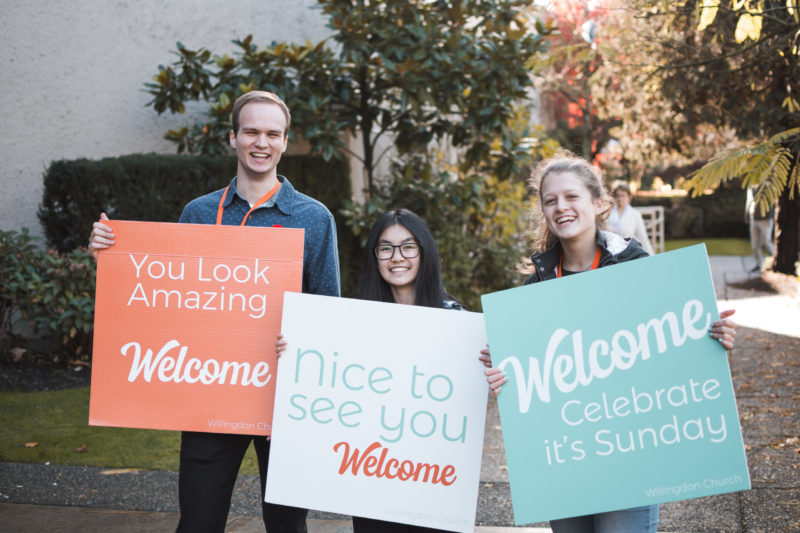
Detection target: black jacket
<box><xmin>523</xmin><ymin>231</ymin><xmax>650</xmax><ymax>285</ymax></box>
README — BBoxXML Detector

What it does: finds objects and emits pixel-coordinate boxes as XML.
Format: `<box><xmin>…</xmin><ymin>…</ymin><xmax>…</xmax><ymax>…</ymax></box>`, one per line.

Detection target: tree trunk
<box><xmin>582</xmin><ymin>96</ymin><xmax>592</xmax><ymax>161</ymax></box>
<box><xmin>772</xmin><ymin>159</ymin><xmax>800</xmax><ymax>274</ymax></box>
<box><xmin>358</xmin><ymin>66</ymin><xmax>375</xmax><ymax>199</ymax></box>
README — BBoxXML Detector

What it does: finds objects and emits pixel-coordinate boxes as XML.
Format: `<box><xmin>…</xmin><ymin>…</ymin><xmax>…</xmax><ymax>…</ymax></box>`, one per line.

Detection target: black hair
<box><xmin>358</xmin><ymin>209</ymin><xmax>448</xmax><ymax>308</ymax></box>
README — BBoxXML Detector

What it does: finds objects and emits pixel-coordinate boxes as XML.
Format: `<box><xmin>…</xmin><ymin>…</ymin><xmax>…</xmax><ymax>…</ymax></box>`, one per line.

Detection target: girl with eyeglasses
<box><xmin>357</xmin><ymin>208</ymin><xmax>461</xmax><ymax>310</ymax></box>
<box><xmin>480</xmin><ymin>152</ymin><xmax>738</xmax><ymax>533</ymax></box>
<box><xmin>278</xmin><ymin>208</ymin><xmax>462</xmax><ymax>532</ymax></box>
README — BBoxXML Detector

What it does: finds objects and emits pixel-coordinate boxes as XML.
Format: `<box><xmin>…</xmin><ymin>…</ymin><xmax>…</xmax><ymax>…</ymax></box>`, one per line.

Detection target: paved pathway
<box><xmin>711</xmin><ymin>255</ymin><xmax>800</xmax><ymax>338</ymax></box>
<box><xmin>1</xmin><ymin>255</ymin><xmax>798</xmax><ymax>532</ymax></box>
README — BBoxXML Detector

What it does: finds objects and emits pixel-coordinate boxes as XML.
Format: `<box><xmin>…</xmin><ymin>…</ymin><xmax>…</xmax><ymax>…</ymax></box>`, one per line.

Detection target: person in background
<box><xmin>480</xmin><ymin>152</ymin><xmax>737</xmax><ymax>533</ymax></box>
<box><xmin>278</xmin><ymin>208</ymin><xmax>462</xmax><ymax>532</ymax></box>
<box><xmin>90</xmin><ymin>90</ymin><xmax>340</xmax><ymax>533</ymax></box>
<box><xmin>608</xmin><ymin>181</ymin><xmax>654</xmax><ymax>255</ymax></box>
<box><xmin>745</xmin><ymin>185</ymin><xmax>775</xmax><ymax>272</ymax></box>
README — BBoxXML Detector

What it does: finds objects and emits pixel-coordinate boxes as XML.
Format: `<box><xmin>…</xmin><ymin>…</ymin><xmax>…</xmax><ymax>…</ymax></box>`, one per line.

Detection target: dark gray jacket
<box><xmin>523</xmin><ymin>230</ymin><xmax>649</xmax><ymax>285</ymax></box>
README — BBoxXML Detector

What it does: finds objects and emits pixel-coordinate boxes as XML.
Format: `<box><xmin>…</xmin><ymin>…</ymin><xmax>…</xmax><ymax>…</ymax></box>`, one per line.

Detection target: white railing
<box><xmin>634</xmin><ymin>206</ymin><xmax>665</xmax><ymax>255</ymax></box>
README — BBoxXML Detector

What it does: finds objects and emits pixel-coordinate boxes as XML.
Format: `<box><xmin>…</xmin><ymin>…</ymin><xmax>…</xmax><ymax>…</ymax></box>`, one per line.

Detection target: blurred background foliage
<box><xmin>144</xmin><ymin>0</ymin><xmax>555</xmax><ymax>195</ymax></box>
<box><xmin>5</xmin><ymin>0</ymin><xmax>798</xmax><ymax>364</ymax></box>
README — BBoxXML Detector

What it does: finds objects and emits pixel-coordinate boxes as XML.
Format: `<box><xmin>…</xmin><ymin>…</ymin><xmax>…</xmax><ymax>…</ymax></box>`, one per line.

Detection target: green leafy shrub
<box><xmin>0</xmin><ymin>230</ymin><xmax>96</xmax><ymax>362</ymax></box>
<box><xmin>25</xmin><ymin>248</ymin><xmax>96</xmax><ymax>361</ymax></box>
<box><xmin>342</xmin><ymin>156</ymin><xmax>530</xmax><ymax>311</ymax></box>
<box><xmin>0</xmin><ymin>229</ymin><xmax>41</xmax><ymax>358</ymax></box>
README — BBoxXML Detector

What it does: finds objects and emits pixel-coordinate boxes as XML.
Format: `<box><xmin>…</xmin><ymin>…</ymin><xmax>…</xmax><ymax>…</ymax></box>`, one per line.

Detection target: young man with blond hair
<box><xmin>90</xmin><ymin>91</ymin><xmax>340</xmax><ymax>532</ymax></box>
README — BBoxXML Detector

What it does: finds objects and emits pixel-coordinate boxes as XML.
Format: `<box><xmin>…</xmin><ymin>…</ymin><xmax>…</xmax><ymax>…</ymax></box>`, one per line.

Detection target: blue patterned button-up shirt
<box><xmin>179</xmin><ymin>175</ymin><xmax>340</xmax><ymax>297</ymax></box>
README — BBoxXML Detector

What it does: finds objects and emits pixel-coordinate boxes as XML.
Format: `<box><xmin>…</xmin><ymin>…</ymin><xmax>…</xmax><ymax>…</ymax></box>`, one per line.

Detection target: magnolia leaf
<box><xmin>398</xmin><ymin>57</ymin><xmax>415</xmax><ymax>75</ymax></box>
<box><xmin>735</xmin><ymin>13</ymin><xmax>762</xmax><ymax>43</ymax></box>
<box><xmin>219</xmin><ymin>93</ymin><xmax>230</xmax><ymax>110</ymax></box>
<box><xmin>697</xmin><ymin>0</ymin><xmax>720</xmax><ymax>31</ymax></box>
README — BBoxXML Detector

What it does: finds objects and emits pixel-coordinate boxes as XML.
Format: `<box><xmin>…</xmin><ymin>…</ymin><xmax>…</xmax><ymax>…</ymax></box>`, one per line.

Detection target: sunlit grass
<box><xmin>0</xmin><ymin>387</ymin><xmax>259</xmax><ymax>473</ymax></box>
<box><xmin>664</xmin><ymin>238</ymin><xmax>751</xmax><ymax>256</ymax></box>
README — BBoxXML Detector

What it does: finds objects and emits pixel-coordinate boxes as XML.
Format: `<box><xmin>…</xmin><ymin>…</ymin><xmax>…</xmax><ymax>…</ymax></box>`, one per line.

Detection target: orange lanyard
<box><xmin>215</xmin><ymin>181</ymin><xmax>280</xmax><ymax>226</ymax></box>
<box><xmin>557</xmin><ymin>247</ymin><xmax>602</xmax><ymax>278</ymax></box>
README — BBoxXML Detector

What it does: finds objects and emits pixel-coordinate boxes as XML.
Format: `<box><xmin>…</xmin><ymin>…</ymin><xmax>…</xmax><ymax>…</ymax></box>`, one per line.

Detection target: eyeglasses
<box><xmin>374</xmin><ymin>242</ymin><xmax>421</xmax><ymax>260</ymax></box>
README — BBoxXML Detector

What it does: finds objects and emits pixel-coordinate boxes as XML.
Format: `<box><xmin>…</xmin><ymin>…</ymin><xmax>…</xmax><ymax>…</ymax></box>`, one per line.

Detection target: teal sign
<box><xmin>481</xmin><ymin>245</ymin><xmax>750</xmax><ymax>524</ymax></box>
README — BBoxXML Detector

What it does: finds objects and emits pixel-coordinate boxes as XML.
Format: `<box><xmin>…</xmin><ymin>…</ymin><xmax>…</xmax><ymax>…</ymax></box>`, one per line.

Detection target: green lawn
<box><xmin>664</xmin><ymin>238</ymin><xmax>751</xmax><ymax>256</ymax></box>
<box><xmin>0</xmin><ymin>387</ymin><xmax>259</xmax><ymax>473</ymax></box>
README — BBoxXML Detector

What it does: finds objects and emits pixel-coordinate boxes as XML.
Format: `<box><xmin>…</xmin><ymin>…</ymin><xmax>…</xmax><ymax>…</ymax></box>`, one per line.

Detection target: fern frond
<box><xmin>685</xmin><ymin>144</ymin><xmax>754</xmax><ymax>196</ymax></box>
<box><xmin>789</xmin><ymin>152</ymin><xmax>800</xmax><ymax>201</ymax></box>
<box><xmin>751</xmin><ymin>149</ymin><xmax>790</xmax><ymax>216</ymax></box>
<box><xmin>686</xmin><ymin>128</ymin><xmax>800</xmax><ymax>199</ymax></box>
<box><xmin>767</xmin><ymin>127</ymin><xmax>800</xmax><ymax>146</ymax></box>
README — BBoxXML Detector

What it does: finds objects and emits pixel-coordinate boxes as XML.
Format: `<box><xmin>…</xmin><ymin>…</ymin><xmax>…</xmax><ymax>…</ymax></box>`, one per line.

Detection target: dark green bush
<box><xmin>26</xmin><ymin>248</ymin><xmax>96</xmax><ymax>361</ymax></box>
<box><xmin>0</xmin><ymin>230</ymin><xmax>96</xmax><ymax>362</ymax></box>
<box><xmin>38</xmin><ymin>155</ymin><xmax>234</xmax><ymax>253</ymax></box>
<box><xmin>38</xmin><ymin>153</ymin><xmax>360</xmax><ymax>296</ymax></box>
<box><xmin>684</xmin><ymin>184</ymin><xmax>748</xmax><ymax>238</ymax></box>
<box><xmin>633</xmin><ymin>183</ymin><xmax>747</xmax><ymax>238</ymax></box>
<box><xmin>1</xmin><ymin>229</ymin><xmax>41</xmax><ymax>358</ymax></box>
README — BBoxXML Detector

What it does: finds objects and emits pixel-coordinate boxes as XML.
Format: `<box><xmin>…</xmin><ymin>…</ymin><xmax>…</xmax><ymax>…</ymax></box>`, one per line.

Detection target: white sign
<box><xmin>266</xmin><ymin>293</ymin><xmax>489</xmax><ymax>532</ymax></box>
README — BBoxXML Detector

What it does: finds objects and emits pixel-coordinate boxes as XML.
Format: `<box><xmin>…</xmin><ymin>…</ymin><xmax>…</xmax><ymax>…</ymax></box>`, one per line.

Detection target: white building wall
<box><xmin>0</xmin><ymin>0</ymin><xmax>330</xmax><ymax>237</ymax></box>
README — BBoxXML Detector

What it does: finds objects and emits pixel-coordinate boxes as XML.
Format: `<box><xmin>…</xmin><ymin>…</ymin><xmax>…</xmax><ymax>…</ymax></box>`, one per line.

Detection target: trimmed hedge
<box><xmin>38</xmin><ymin>153</ymin><xmax>360</xmax><ymax>296</ymax></box>
<box><xmin>633</xmin><ymin>182</ymin><xmax>747</xmax><ymax>239</ymax></box>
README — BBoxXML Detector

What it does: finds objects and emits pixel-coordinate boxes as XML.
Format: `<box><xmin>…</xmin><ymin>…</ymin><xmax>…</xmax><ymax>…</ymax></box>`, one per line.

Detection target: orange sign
<box><xmin>89</xmin><ymin>220</ymin><xmax>304</xmax><ymax>435</ymax></box>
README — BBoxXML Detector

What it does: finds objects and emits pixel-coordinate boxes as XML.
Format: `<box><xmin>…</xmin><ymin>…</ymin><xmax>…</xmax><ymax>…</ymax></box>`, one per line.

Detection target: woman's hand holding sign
<box><xmin>710</xmin><ymin>309</ymin><xmax>737</xmax><ymax>349</ymax></box>
<box><xmin>479</xmin><ymin>346</ymin><xmax>506</xmax><ymax>397</ymax></box>
<box><xmin>484</xmin><ymin>367</ymin><xmax>507</xmax><ymax>398</ymax></box>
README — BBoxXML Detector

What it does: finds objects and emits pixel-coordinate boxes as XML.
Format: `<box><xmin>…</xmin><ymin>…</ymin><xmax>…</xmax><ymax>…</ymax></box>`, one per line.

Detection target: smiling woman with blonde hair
<box><xmin>481</xmin><ymin>151</ymin><xmax>737</xmax><ymax>533</ymax></box>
